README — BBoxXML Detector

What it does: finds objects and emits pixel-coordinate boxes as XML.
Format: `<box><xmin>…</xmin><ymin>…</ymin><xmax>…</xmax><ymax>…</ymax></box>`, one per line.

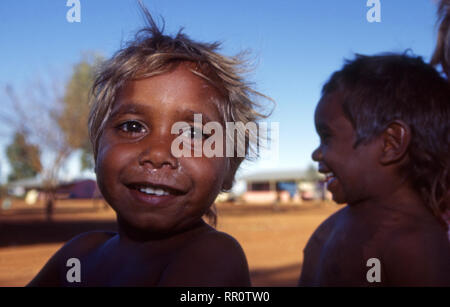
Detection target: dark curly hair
<box><xmin>322</xmin><ymin>53</ymin><xmax>450</xmax><ymax>225</ymax></box>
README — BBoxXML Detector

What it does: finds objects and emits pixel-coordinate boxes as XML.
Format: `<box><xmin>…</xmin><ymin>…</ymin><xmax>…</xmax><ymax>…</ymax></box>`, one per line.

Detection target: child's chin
<box><xmin>119</xmin><ymin>214</ymin><xmax>177</xmax><ymax>234</ymax></box>
<box><xmin>331</xmin><ymin>194</ymin><xmax>347</xmax><ymax>205</ymax></box>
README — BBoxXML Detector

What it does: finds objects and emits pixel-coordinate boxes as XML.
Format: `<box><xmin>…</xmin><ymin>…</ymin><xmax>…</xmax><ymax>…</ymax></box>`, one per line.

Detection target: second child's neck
<box><xmin>348</xmin><ymin>180</ymin><xmax>434</xmax><ymax>221</ymax></box>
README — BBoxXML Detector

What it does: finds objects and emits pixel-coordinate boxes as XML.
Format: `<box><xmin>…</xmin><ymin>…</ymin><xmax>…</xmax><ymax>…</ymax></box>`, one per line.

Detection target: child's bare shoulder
<box><xmin>27</xmin><ymin>231</ymin><xmax>116</xmax><ymax>286</ymax></box>
<box><xmin>158</xmin><ymin>226</ymin><xmax>250</xmax><ymax>286</ymax></box>
<box><xmin>307</xmin><ymin>207</ymin><xmax>345</xmax><ymax>246</ymax></box>
<box><xmin>175</xmin><ymin>226</ymin><xmax>246</xmax><ymax>258</ymax></box>
<box><xmin>380</xmin><ymin>218</ymin><xmax>450</xmax><ymax>286</ymax></box>
<box><xmin>61</xmin><ymin>231</ymin><xmax>115</xmax><ymax>259</ymax></box>
<box><xmin>298</xmin><ymin>207</ymin><xmax>347</xmax><ymax>285</ymax></box>
<box><xmin>63</xmin><ymin>231</ymin><xmax>117</xmax><ymax>253</ymax></box>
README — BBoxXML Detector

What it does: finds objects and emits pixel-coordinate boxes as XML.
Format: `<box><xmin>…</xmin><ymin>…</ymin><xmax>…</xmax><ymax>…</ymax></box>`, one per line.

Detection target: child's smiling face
<box><xmin>95</xmin><ymin>63</ymin><xmax>231</xmax><ymax>235</ymax></box>
<box><xmin>312</xmin><ymin>93</ymin><xmax>380</xmax><ymax>205</ymax></box>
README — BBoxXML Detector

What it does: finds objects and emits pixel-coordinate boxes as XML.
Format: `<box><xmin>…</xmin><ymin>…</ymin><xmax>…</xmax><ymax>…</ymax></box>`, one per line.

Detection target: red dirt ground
<box><xmin>0</xmin><ymin>199</ymin><xmax>340</xmax><ymax>286</ymax></box>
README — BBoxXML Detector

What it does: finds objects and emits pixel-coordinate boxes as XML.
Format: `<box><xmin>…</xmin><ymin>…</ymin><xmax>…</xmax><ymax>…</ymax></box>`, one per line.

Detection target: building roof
<box><xmin>6</xmin><ymin>176</ymin><xmax>92</xmax><ymax>189</ymax></box>
<box><xmin>239</xmin><ymin>169</ymin><xmax>306</xmax><ymax>183</ymax></box>
<box><xmin>6</xmin><ymin>176</ymin><xmax>44</xmax><ymax>189</ymax></box>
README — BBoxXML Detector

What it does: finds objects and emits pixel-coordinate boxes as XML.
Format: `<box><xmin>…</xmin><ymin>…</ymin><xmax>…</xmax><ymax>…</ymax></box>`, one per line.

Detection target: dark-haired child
<box><xmin>28</xmin><ymin>7</ymin><xmax>271</xmax><ymax>286</ymax></box>
<box><xmin>299</xmin><ymin>53</ymin><xmax>450</xmax><ymax>286</ymax></box>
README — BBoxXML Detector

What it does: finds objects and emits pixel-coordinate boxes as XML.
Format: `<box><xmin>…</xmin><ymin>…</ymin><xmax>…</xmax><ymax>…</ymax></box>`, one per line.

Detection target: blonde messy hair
<box><xmin>432</xmin><ymin>0</ymin><xmax>450</xmax><ymax>77</ymax></box>
<box><xmin>88</xmin><ymin>5</ymin><xmax>273</xmax><ymax>191</ymax></box>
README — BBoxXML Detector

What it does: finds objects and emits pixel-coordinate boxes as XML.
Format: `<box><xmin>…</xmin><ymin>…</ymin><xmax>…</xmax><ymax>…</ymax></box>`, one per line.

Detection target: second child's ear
<box><xmin>379</xmin><ymin>120</ymin><xmax>411</xmax><ymax>165</ymax></box>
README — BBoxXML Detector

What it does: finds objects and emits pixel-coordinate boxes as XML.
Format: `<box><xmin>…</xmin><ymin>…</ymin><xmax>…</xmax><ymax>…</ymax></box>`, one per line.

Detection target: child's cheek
<box><xmin>96</xmin><ymin>135</ymin><xmax>117</xmax><ymax>173</ymax></box>
<box><xmin>186</xmin><ymin>156</ymin><xmax>228</xmax><ymax>194</ymax></box>
<box><xmin>95</xmin><ymin>137</ymin><xmax>135</xmax><ymax>185</ymax></box>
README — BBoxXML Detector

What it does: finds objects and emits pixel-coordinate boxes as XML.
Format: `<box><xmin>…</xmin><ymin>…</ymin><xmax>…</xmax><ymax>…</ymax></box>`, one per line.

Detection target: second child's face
<box><xmin>311</xmin><ymin>93</ymin><xmax>379</xmax><ymax>205</ymax></box>
<box><xmin>95</xmin><ymin>64</ymin><xmax>230</xmax><ymax>235</ymax></box>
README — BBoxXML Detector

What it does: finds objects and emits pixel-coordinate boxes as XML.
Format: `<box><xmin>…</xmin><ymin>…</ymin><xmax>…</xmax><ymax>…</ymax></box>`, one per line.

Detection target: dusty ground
<box><xmin>0</xmin><ymin>199</ymin><xmax>340</xmax><ymax>287</ymax></box>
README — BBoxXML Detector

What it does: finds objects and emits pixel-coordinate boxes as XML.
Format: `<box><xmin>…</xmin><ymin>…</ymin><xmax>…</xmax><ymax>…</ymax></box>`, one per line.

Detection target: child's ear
<box><xmin>379</xmin><ymin>120</ymin><xmax>411</xmax><ymax>165</ymax></box>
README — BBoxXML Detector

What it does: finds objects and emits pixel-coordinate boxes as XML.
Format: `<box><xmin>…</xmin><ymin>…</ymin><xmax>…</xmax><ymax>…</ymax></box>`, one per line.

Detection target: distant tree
<box><xmin>0</xmin><ymin>184</ymin><xmax>5</xmax><ymax>199</ymax></box>
<box><xmin>6</xmin><ymin>131</ymin><xmax>42</xmax><ymax>182</ymax></box>
<box><xmin>1</xmin><ymin>52</ymin><xmax>103</xmax><ymax>220</ymax></box>
<box><xmin>59</xmin><ymin>54</ymin><xmax>103</xmax><ymax>171</ymax></box>
<box><xmin>2</xmin><ymin>81</ymin><xmax>69</xmax><ymax>220</ymax></box>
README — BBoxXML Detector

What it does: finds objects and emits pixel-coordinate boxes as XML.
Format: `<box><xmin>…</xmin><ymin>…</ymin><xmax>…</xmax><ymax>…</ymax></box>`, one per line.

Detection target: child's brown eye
<box><xmin>117</xmin><ymin>121</ymin><xmax>147</xmax><ymax>134</ymax></box>
<box><xmin>319</xmin><ymin>133</ymin><xmax>331</xmax><ymax>144</ymax></box>
<box><xmin>181</xmin><ymin>126</ymin><xmax>208</xmax><ymax>140</ymax></box>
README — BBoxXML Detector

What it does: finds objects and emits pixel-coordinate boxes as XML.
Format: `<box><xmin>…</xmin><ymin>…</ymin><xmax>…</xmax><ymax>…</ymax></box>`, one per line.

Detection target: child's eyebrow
<box><xmin>179</xmin><ymin>109</ymin><xmax>215</xmax><ymax>124</ymax></box>
<box><xmin>109</xmin><ymin>102</ymin><xmax>148</xmax><ymax>119</ymax></box>
<box><xmin>108</xmin><ymin>102</ymin><xmax>218</xmax><ymax>124</ymax></box>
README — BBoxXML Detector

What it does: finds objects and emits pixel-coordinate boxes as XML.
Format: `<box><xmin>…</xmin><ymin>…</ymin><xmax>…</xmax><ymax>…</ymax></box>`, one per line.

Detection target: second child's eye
<box><xmin>117</xmin><ymin>121</ymin><xmax>147</xmax><ymax>135</ymax></box>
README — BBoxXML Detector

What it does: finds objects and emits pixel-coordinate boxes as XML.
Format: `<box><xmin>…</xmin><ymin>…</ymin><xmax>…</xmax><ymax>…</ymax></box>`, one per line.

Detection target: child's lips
<box><xmin>126</xmin><ymin>182</ymin><xmax>187</xmax><ymax>196</ymax></box>
<box><xmin>318</xmin><ymin>168</ymin><xmax>338</xmax><ymax>190</ymax></box>
<box><xmin>325</xmin><ymin>172</ymin><xmax>335</xmax><ymax>184</ymax></box>
<box><xmin>324</xmin><ymin>172</ymin><xmax>340</xmax><ymax>192</ymax></box>
<box><xmin>124</xmin><ymin>177</ymin><xmax>190</xmax><ymax>194</ymax></box>
<box><xmin>124</xmin><ymin>180</ymin><xmax>189</xmax><ymax>206</ymax></box>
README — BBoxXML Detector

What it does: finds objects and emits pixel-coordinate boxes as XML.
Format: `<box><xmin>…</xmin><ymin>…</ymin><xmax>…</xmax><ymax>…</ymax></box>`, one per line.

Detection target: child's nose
<box><xmin>311</xmin><ymin>146</ymin><xmax>322</xmax><ymax>162</ymax></box>
<box><xmin>138</xmin><ymin>139</ymin><xmax>178</xmax><ymax>169</ymax></box>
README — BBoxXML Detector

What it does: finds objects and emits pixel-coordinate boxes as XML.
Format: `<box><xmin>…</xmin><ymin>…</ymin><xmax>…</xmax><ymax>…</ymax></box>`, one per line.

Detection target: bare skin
<box><xmin>299</xmin><ymin>93</ymin><xmax>450</xmax><ymax>286</ymax></box>
<box><xmin>28</xmin><ymin>221</ymin><xmax>250</xmax><ymax>286</ymax></box>
<box><xmin>299</xmin><ymin>195</ymin><xmax>450</xmax><ymax>286</ymax></box>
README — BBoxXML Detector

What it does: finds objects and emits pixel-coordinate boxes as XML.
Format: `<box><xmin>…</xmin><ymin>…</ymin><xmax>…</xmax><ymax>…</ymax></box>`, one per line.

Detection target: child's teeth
<box><xmin>326</xmin><ymin>173</ymin><xmax>336</xmax><ymax>185</ymax></box>
<box><xmin>139</xmin><ymin>187</ymin><xmax>169</xmax><ymax>196</ymax></box>
<box><xmin>154</xmin><ymin>189</ymin><xmax>166</xmax><ymax>196</ymax></box>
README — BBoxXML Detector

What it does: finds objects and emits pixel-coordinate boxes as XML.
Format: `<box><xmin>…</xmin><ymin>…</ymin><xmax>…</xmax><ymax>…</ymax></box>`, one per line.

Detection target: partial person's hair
<box><xmin>322</xmin><ymin>53</ymin><xmax>450</xmax><ymax>225</ymax></box>
<box><xmin>431</xmin><ymin>0</ymin><xmax>450</xmax><ymax>77</ymax></box>
<box><xmin>88</xmin><ymin>4</ymin><xmax>273</xmax><ymax>183</ymax></box>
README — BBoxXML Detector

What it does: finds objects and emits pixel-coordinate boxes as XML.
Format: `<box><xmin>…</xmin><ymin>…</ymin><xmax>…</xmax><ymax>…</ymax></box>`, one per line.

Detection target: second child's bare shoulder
<box><xmin>158</xmin><ymin>226</ymin><xmax>251</xmax><ymax>286</ymax></box>
<box><xmin>307</xmin><ymin>207</ymin><xmax>346</xmax><ymax>246</ymax></box>
<box><xmin>381</xmin><ymin>219</ymin><xmax>450</xmax><ymax>286</ymax></box>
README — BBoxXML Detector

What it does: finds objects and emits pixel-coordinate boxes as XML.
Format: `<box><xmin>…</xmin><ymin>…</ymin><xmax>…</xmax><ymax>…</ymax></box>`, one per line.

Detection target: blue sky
<box><xmin>0</xmin><ymin>0</ymin><xmax>440</xmax><ymax>183</ymax></box>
